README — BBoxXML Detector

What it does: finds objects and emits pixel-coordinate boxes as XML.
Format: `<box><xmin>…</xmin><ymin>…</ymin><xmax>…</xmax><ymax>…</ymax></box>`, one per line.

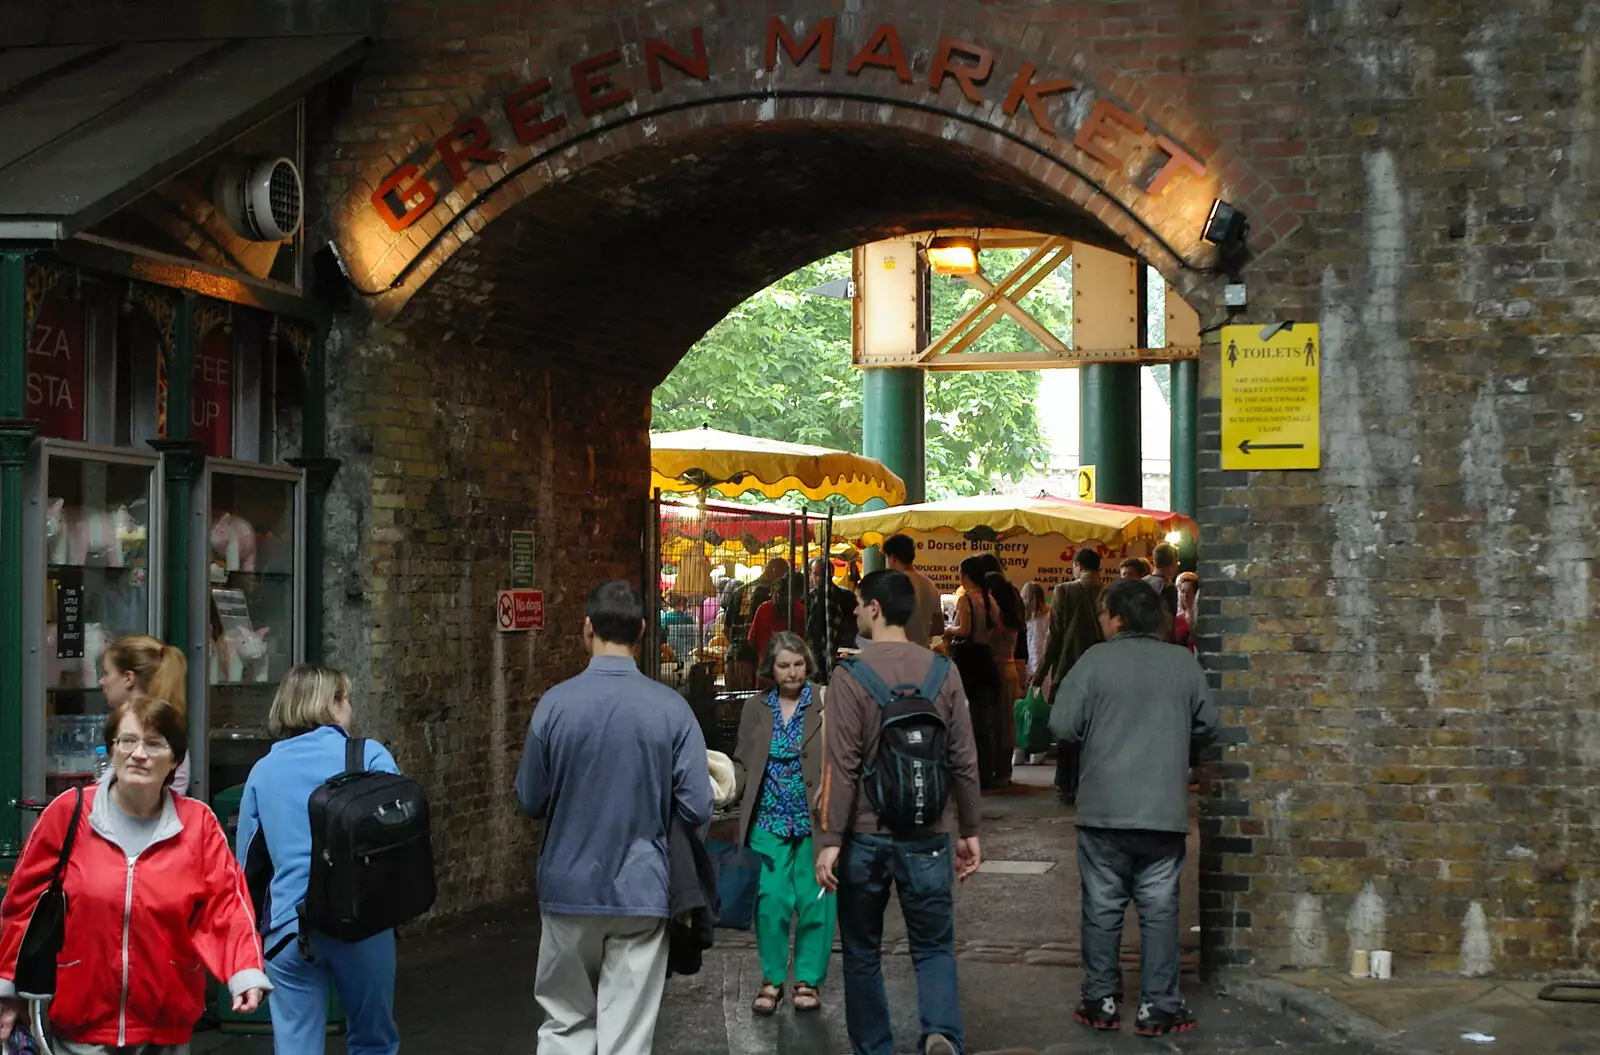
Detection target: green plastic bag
<box><xmin>1014</xmin><ymin>687</ymin><xmax>1053</xmax><ymax>756</ymax></box>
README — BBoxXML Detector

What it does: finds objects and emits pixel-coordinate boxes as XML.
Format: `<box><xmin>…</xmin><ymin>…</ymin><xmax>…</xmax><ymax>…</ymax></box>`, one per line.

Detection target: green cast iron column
<box><xmin>1080</xmin><ymin>364</ymin><xmax>1142</xmax><ymax>506</ymax></box>
<box><xmin>153</xmin><ymin>294</ymin><xmax>198</xmax><ymax>648</ymax></box>
<box><xmin>861</xmin><ymin>367</ymin><xmax>925</xmax><ymax>572</ymax></box>
<box><xmin>1171</xmin><ymin>358</ymin><xmax>1198</xmax><ymax>517</ymax></box>
<box><xmin>0</xmin><ymin>251</ymin><xmax>38</xmax><ymax>866</ymax></box>
<box><xmin>1170</xmin><ymin>357</ymin><xmax>1199</xmax><ymax>567</ymax></box>
<box><xmin>290</xmin><ymin>324</ymin><xmax>340</xmax><ymax>663</ymax></box>
<box><xmin>863</xmin><ymin>368</ymin><xmax>926</xmax><ymax>504</ymax></box>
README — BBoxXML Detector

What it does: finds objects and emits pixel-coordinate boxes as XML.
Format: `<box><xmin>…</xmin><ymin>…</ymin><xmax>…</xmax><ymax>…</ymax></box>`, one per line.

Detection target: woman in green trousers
<box><xmin>731</xmin><ymin>631</ymin><xmax>836</xmax><ymax>1015</ymax></box>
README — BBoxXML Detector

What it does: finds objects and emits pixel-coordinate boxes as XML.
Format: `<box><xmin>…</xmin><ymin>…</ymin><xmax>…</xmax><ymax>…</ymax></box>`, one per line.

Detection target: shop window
<box><xmin>192</xmin><ymin>325</ymin><xmax>234</xmax><ymax>458</ymax></box>
<box><xmin>116</xmin><ymin>309</ymin><xmax>162</xmax><ymax>448</ymax></box>
<box><xmin>231</xmin><ymin>313</ymin><xmax>276</xmax><ymax>464</ymax></box>
<box><xmin>28</xmin><ymin>294</ymin><xmax>87</xmax><ymax>441</ymax></box>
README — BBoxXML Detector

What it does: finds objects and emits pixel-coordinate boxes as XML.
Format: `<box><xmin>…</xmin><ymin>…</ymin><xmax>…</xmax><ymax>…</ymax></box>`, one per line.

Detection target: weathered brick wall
<box><xmin>321</xmin><ymin>314</ymin><xmax>650</xmax><ymax>917</ymax></box>
<box><xmin>1194</xmin><ymin>0</ymin><xmax>1600</xmax><ymax>974</ymax></box>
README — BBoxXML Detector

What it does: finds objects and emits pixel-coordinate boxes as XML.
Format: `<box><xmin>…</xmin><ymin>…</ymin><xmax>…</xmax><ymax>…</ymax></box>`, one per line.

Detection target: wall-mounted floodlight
<box><xmin>1201</xmin><ymin>199</ymin><xmax>1250</xmax><ymax>282</ymax></box>
<box><xmin>1165</xmin><ymin>531</ymin><xmax>1184</xmax><ymax>546</ymax></box>
<box><xmin>1201</xmin><ymin>200</ymin><xmax>1248</xmax><ymax>250</ymax></box>
<box><xmin>926</xmin><ymin>236</ymin><xmax>979</xmax><ymax>276</ymax></box>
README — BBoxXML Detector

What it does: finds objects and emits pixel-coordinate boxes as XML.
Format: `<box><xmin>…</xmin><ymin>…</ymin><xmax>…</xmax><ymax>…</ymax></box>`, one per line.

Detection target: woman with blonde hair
<box><xmin>0</xmin><ymin>694</ymin><xmax>268</xmax><ymax>1052</ymax></box>
<box><xmin>236</xmin><ymin>665</ymin><xmax>401</xmax><ymax>1055</ymax></box>
<box><xmin>100</xmin><ymin>635</ymin><xmax>191</xmax><ymax>794</ymax></box>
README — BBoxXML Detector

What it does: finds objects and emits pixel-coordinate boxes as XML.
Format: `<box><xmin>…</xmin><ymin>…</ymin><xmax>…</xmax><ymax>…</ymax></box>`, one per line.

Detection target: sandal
<box><xmin>752</xmin><ymin>982</ymin><xmax>784</xmax><ymax>1016</ymax></box>
<box><xmin>793</xmin><ymin>983</ymin><xmax>822</xmax><ymax>1013</ymax></box>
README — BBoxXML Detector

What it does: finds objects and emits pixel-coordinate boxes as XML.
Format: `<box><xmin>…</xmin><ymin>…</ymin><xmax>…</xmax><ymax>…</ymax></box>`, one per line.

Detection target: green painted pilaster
<box><xmin>1171</xmin><ymin>358</ymin><xmax>1198</xmax><ymax>518</ymax></box>
<box><xmin>1170</xmin><ymin>357</ymin><xmax>1199</xmax><ymax>567</ymax></box>
<box><xmin>288</xmin><ymin>459</ymin><xmax>337</xmax><ymax>661</ymax></box>
<box><xmin>861</xmin><ymin>367</ymin><xmax>925</xmax><ymax>573</ymax></box>
<box><xmin>1080</xmin><ymin>364</ymin><xmax>1142</xmax><ymax>506</ymax></box>
<box><xmin>289</xmin><ymin>324</ymin><xmax>339</xmax><ymax>663</ymax></box>
<box><xmin>0</xmin><ymin>252</ymin><xmax>38</xmax><ymax>866</ymax></box>
<box><xmin>155</xmin><ymin>294</ymin><xmax>197</xmax><ymax>646</ymax></box>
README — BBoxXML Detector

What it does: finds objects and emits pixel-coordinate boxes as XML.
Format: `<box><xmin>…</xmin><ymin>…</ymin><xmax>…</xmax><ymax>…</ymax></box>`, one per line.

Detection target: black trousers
<box><xmin>1055</xmin><ymin>740</ymin><xmax>1080</xmax><ymax>799</ymax></box>
<box><xmin>950</xmin><ymin>643</ymin><xmax>999</xmax><ymax>788</ymax></box>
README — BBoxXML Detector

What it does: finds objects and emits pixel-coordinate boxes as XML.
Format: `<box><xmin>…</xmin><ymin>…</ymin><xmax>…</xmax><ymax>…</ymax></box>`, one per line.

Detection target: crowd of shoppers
<box><xmin>0</xmin><ymin>536</ymin><xmax>1210</xmax><ymax>1055</ymax></box>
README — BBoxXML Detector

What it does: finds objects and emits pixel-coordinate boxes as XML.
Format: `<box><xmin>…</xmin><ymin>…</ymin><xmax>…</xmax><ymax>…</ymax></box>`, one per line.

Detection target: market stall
<box><xmin>831</xmin><ymin>492</ymin><xmax>1198</xmax><ymax>593</ymax></box>
<box><xmin>649</xmin><ymin>427</ymin><xmax>903</xmax><ymax>749</ymax></box>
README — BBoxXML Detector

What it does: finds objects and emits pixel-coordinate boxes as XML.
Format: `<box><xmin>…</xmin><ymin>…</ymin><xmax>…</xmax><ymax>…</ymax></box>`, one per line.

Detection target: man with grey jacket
<box><xmin>1049</xmin><ymin>578</ymin><xmax>1218</xmax><ymax>1038</ymax></box>
<box><xmin>516</xmin><ymin>580</ymin><xmax>712</xmax><ymax>1055</ymax></box>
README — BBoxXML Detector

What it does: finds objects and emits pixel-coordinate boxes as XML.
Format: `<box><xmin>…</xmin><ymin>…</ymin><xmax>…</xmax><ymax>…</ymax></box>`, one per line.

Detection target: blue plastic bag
<box><xmin>704</xmin><ymin>838</ymin><xmax>762</xmax><ymax>930</ymax></box>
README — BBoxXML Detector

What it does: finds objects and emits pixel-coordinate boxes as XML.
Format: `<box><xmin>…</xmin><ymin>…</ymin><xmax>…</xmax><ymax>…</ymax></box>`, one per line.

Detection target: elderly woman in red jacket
<box><xmin>0</xmin><ymin>695</ymin><xmax>268</xmax><ymax>1053</ymax></box>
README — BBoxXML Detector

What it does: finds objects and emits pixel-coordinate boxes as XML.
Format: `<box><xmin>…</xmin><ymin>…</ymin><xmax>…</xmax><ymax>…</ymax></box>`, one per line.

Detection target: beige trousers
<box><xmin>535</xmin><ymin>913</ymin><xmax>669</xmax><ymax>1055</ymax></box>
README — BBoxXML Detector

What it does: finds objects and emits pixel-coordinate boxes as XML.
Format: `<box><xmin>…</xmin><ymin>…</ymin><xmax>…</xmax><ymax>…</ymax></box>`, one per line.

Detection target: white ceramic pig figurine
<box><xmin>236</xmin><ymin>626</ymin><xmax>270</xmax><ymax>683</ymax></box>
<box><xmin>45</xmin><ymin>498</ymin><xmax>68</xmax><ymax>564</ymax></box>
<box><xmin>44</xmin><ymin>623</ymin><xmax>64</xmax><ymax>688</ymax></box>
<box><xmin>211</xmin><ymin>630</ymin><xmax>240</xmax><ymax>683</ymax></box>
<box><xmin>209</xmin><ymin>513</ymin><xmax>257</xmax><ymax>573</ymax></box>
<box><xmin>61</xmin><ymin>506</ymin><xmax>132</xmax><ymax>567</ymax></box>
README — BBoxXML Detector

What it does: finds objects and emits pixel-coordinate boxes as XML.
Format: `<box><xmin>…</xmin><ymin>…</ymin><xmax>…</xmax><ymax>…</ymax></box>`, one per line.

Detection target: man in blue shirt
<box><xmin>515</xmin><ymin>579</ymin><xmax>712</xmax><ymax>1055</ymax></box>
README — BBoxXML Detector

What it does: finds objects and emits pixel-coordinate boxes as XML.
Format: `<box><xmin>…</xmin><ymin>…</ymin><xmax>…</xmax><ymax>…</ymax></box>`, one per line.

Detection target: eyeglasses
<box><xmin>113</xmin><ymin>735</ymin><xmax>172</xmax><ymax>756</ymax></box>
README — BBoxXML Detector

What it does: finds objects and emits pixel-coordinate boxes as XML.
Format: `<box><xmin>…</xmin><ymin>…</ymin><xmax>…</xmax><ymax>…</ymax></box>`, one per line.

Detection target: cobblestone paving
<box><xmin>193</xmin><ymin>768</ymin><xmax>1370</xmax><ymax>1053</ymax></box>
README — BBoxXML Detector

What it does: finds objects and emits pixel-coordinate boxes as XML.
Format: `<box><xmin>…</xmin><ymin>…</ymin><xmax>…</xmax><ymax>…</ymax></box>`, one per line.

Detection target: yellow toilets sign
<box><xmin>1220</xmin><ymin>324</ymin><xmax>1321</xmax><ymax>471</ymax></box>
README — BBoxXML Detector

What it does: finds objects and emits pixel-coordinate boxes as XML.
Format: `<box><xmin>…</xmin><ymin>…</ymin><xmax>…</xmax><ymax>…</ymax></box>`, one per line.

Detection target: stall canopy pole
<box><xmin>646</xmin><ymin>489</ymin><xmax>662</xmax><ymax>676</ymax></box>
<box><xmin>0</xmin><ymin>251</ymin><xmax>39</xmax><ymax>867</ymax></box>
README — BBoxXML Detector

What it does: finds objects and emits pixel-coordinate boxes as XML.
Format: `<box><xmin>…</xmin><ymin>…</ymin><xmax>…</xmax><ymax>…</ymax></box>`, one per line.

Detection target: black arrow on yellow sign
<box><xmin>1237</xmin><ymin>439</ymin><xmax>1305</xmax><ymax>455</ymax></box>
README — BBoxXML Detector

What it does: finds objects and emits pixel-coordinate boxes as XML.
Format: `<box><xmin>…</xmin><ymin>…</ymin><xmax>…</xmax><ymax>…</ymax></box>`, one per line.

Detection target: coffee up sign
<box><xmin>369</xmin><ymin>17</ymin><xmax>1212</xmax><ymax>233</ymax></box>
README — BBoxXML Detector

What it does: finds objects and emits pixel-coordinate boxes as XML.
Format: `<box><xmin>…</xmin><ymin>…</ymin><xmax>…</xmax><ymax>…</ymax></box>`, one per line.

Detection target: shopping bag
<box><xmin>15</xmin><ymin>788</ymin><xmax>84</xmax><ymax>999</ymax></box>
<box><xmin>704</xmin><ymin>838</ymin><xmax>762</xmax><ymax>930</ymax></box>
<box><xmin>1014</xmin><ymin>688</ymin><xmax>1053</xmax><ymax>756</ymax></box>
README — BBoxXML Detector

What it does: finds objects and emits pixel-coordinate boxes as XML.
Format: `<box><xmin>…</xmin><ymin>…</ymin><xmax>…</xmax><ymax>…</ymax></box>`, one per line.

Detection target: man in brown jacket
<box><xmin>1030</xmin><ymin>548</ymin><xmax>1105</xmax><ymax>803</ymax></box>
<box><xmin>814</xmin><ymin>569</ymin><xmax>983</xmax><ymax>1055</ymax></box>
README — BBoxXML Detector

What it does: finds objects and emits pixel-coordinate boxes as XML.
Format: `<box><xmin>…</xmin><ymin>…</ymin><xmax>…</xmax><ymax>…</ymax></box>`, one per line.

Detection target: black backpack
<box><xmin>839</xmin><ymin>655</ymin><xmax>954</xmax><ymax>832</ymax></box>
<box><xmin>300</xmin><ymin>736</ymin><xmax>436</xmax><ymax>944</ymax></box>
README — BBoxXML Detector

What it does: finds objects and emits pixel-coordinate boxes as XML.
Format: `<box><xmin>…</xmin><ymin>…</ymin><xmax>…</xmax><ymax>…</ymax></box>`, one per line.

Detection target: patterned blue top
<box><xmin>755</xmin><ymin>684</ymin><xmax>813</xmax><ymax>838</ymax></box>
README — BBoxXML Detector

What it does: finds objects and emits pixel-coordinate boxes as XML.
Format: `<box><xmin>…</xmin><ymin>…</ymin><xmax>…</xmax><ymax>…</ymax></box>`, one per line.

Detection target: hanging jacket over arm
<box><xmin>666</xmin><ymin>817</ymin><xmax>718</xmax><ymax>976</ymax></box>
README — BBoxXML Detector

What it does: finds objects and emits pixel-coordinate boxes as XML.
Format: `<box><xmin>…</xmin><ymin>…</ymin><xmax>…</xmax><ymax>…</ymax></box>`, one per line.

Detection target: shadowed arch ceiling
<box><xmin>397</xmin><ymin>120</ymin><xmax>1134</xmax><ymax>385</ymax></box>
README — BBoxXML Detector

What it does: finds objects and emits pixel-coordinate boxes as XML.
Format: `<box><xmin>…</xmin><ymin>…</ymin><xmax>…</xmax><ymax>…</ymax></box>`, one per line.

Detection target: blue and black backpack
<box><xmin>838</xmin><ymin>655</ymin><xmax>953</xmax><ymax>832</ymax></box>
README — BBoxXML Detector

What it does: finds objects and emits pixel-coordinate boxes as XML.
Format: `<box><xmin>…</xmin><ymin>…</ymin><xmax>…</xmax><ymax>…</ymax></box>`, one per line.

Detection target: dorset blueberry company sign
<box><xmin>369</xmin><ymin>17</ymin><xmax>1211</xmax><ymax>233</ymax></box>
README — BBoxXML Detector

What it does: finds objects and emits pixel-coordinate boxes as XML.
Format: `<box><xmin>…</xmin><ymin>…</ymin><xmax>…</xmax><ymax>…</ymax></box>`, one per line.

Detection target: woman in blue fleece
<box><xmin>235</xmin><ymin>665</ymin><xmax>401</xmax><ymax>1055</ymax></box>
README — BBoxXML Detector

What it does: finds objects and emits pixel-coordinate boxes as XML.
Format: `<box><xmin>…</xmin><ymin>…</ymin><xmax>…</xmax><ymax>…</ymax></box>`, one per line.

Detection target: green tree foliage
<box><xmin>652</xmin><ymin>252</ymin><xmax>1058</xmax><ymax>500</ymax></box>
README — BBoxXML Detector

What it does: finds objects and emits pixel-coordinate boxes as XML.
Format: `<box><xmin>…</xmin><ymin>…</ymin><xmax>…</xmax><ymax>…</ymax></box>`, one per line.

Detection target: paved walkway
<box><xmin>1227</xmin><ymin>970</ymin><xmax>1600</xmax><ymax>1055</ymax></box>
<box><xmin>192</xmin><ymin>766</ymin><xmax>1370</xmax><ymax>1054</ymax></box>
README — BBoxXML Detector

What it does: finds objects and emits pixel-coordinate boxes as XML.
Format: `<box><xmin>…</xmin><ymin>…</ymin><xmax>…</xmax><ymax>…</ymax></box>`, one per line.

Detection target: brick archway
<box><xmin>326</xmin><ymin>1</ymin><xmax>1302</xmax><ymax>330</ymax></box>
<box><xmin>313</xmin><ymin>0</ymin><xmax>1309</xmax><ymax>950</ymax></box>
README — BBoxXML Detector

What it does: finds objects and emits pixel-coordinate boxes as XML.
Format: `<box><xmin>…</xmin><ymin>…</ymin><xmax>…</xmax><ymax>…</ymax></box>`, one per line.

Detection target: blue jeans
<box><xmin>264</xmin><ymin>928</ymin><xmax>399</xmax><ymax>1055</ymax></box>
<box><xmin>836</xmin><ymin>833</ymin><xmax>963</xmax><ymax>1055</ymax></box>
<box><xmin>1077</xmin><ymin>827</ymin><xmax>1187</xmax><ymax>1013</ymax></box>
